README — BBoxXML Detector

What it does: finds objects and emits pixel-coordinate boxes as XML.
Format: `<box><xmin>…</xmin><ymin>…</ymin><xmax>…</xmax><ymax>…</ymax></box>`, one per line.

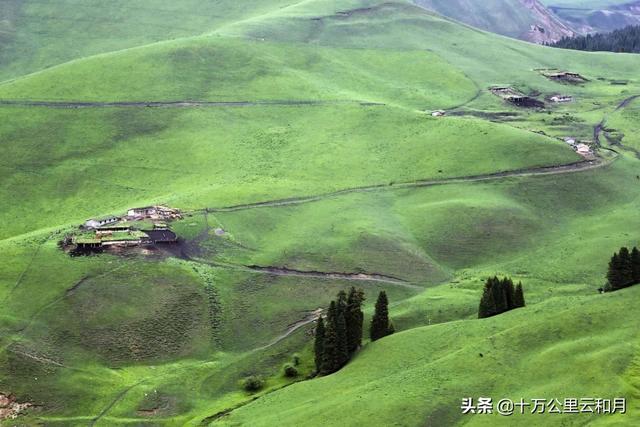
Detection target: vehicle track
<box><xmin>204</xmin><ymin>156</ymin><xmax>613</xmax><ymax>214</ymax></box>
<box><xmin>0</xmin><ymin>99</ymin><xmax>384</xmax><ymax>109</ymax></box>
<box><xmin>183</xmin><ymin>256</ymin><xmax>419</xmax><ymax>289</ymax></box>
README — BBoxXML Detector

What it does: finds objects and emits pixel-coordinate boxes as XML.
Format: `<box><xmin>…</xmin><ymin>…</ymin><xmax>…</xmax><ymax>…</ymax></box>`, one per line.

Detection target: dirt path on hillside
<box><xmin>252</xmin><ymin>309</ymin><xmax>323</xmax><ymax>353</ymax></box>
<box><xmin>85</xmin><ymin>308</ymin><xmax>322</xmax><ymax>426</ymax></box>
<box><xmin>244</xmin><ymin>265</ymin><xmax>418</xmax><ymax>288</ymax></box>
<box><xmin>615</xmin><ymin>94</ymin><xmax>640</xmax><ymax>111</ymax></box>
<box><xmin>88</xmin><ymin>380</ymin><xmax>147</xmax><ymax>427</ymax></box>
<box><xmin>186</xmin><ymin>257</ymin><xmax>421</xmax><ymax>289</ymax></box>
<box><xmin>0</xmin><ymin>99</ymin><xmax>385</xmax><ymax>109</ymax></box>
<box><xmin>1</xmin><ymin>234</ymin><xmax>52</xmax><ymax>302</ymax></box>
<box><xmin>594</xmin><ymin>93</ymin><xmax>640</xmax><ymax>158</ymax></box>
<box><xmin>204</xmin><ymin>156</ymin><xmax>613</xmax><ymax>214</ymax></box>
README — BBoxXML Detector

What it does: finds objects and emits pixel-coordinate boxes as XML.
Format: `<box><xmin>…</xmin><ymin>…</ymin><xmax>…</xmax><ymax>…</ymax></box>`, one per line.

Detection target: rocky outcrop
<box><xmin>520</xmin><ymin>0</ymin><xmax>576</xmax><ymax>43</ymax></box>
<box><xmin>414</xmin><ymin>0</ymin><xmax>576</xmax><ymax>43</ymax></box>
<box><xmin>549</xmin><ymin>0</ymin><xmax>640</xmax><ymax>33</ymax></box>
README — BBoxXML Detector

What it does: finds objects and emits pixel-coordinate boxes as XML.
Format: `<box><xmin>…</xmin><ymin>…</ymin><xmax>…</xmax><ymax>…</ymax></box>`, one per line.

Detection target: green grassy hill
<box><xmin>0</xmin><ymin>0</ymin><xmax>297</xmax><ymax>81</ymax></box>
<box><xmin>2</xmin><ymin>0</ymin><xmax>640</xmax><ymax>425</ymax></box>
<box><xmin>216</xmin><ymin>285</ymin><xmax>640</xmax><ymax>426</ymax></box>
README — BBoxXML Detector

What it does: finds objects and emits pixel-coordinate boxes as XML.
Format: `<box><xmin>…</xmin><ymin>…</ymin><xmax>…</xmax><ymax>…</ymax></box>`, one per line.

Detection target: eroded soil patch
<box><xmin>0</xmin><ymin>393</ymin><xmax>32</xmax><ymax>421</ymax></box>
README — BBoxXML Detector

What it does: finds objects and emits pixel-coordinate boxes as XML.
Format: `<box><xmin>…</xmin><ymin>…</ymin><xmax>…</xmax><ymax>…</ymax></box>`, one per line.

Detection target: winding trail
<box><xmin>184</xmin><ymin>256</ymin><xmax>420</xmax><ymax>289</ymax></box>
<box><xmin>0</xmin><ymin>99</ymin><xmax>384</xmax><ymax>109</ymax></box>
<box><xmin>252</xmin><ymin>309</ymin><xmax>323</xmax><ymax>353</ymax></box>
<box><xmin>594</xmin><ymin>93</ymin><xmax>640</xmax><ymax>158</ymax></box>
<box><xmin>244</xmin><ymin>265</ymin><xmax>417</xmax><ymax>288</ymax></box>
<box><xmin>88</xmin><ymin>380</ymin><xmax>147</xmax><ymax>427</ymax></box>
<box><xmin>204</xmin><ymin>157</ymin><xmax>613</xmax><ymax>214</ymax></box>
<box><xmin>85</xmin><ymin>308</ymin><xmax>321</xmax><ymax>426</ymax></box>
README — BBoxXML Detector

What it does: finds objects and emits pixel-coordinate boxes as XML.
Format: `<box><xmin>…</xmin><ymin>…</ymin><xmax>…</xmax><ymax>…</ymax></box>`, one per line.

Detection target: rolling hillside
<box><xmin>1</xmin><ymin>0</ymin><xmax>640</xmax><ymax>425</ymax></box>
<box><xmin>0</xmin><ymin>0</ymin><xmax>295</xmax><ymax>81</ymax></box>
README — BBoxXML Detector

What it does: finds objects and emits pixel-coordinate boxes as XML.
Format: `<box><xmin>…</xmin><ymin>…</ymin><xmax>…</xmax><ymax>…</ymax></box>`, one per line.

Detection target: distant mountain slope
<box><xmin>550</xmin><ymin>24</ymin><xmax>640</xmax><ymax>52</ymax></box>
<box><xmin>414</xmin><ymin>0</ymin><xmax>576</xmax><ymax>43</ymax></box>
<box><xmin>544</xmin><ymin>0</ymin><xmax>640</xmax><ymax>33</ymax></box>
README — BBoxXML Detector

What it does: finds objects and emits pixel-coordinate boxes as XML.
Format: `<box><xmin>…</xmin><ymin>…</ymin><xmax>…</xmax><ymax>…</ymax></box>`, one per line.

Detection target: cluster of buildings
<box><xmin>489</xmin><ymin>86</ymin><xmax>545</xmax><ymax>108</ymax></box>
<box><xmin>540</xmin><ymin>70</ymin><xmax>588</xmax><ymax>84</ymax></box>
<box><xmin>564</xmin><ymin>138</ymin><xmax>593</xmax><ymax>157</ymax></box>
<box><xmin>68</xmin><ymin>206</ymin><xmax>181</xmax><ymax>251</ymax></box>
<box><xmin>549</xmin><ymin>95</ymin><xmax>572</xmax><ymax>103</ymax></box>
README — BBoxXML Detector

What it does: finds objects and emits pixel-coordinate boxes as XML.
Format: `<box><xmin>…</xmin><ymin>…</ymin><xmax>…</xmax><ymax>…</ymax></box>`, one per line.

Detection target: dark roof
<box><xmin>145</xmin><ymin>230</ymin><xmax>177</xmax><ymax>243</ymax></box>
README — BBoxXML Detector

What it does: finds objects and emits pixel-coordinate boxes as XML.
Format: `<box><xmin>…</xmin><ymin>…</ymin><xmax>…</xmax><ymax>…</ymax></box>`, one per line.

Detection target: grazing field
<box><xmin>2</xmin><ymin>0</ymin><xmax>640</xmax><ymax>425</ymax></box>
<box><xmin>216</xmin><ymin>285</ymin><xmax>640</xmax><ymax>426</ymax></box>
<box><xmin>0</xmin><ymin>0</ymin><xmax>297</xmax><ymax>81</ymax></box>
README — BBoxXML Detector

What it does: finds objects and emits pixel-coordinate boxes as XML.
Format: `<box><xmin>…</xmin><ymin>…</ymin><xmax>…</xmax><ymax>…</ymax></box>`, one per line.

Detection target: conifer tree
<box><xmin>370</xmin><ymin>291</ymin><xmax>391</xmax><ymax>341</ymax></box>
<box><xmin>320</xmin><ymin>301</ymin><xmax>338</xmax><ymax>375</ymax></box>
<box><xmin>619</xmin><ymin>247</ymin><xmax>634</xmax><ymax>287</ymax></box>
<box><xmin>346</xmin><ymin>287</ymin><xmax>365</xmax><ymax>353</ymax></box>
<box><xmin>314</xmin><ymin>316</ymin><xmax>325</xmax><ymax>372</ymax></box>
<box><xmin>491</xmin><ymin>276</ymin><xmax>508</xmax><ymax>314</ymax></box>
<box><xmin>480</xmin><ymin>277</ymin><xmax>524</xmax><ymax>317</ymax></box>
<box><xmin>506</xmin><ymin>278</ymin><xmax>516</xmax><ymax>309</ymax></box>
<box><xmin>478</xmin><ymin>279</ymin><xmax>496</xmax><ymax>319</ymax></box>
<box><xmin>336</xmin><ymin>290</ymin><xmax>348</xmax><ymax>316</ymax></box>
<box><xmin>335</xmin><ymin>310</ymin><xmax>349</xmax><ymax>368</ymax></box>
<box><xmin>514</xmin><ymin>283</ymin><xmax>525</xmax><ymax>308</ymax></box>
<box><xmin>631</xmin><ymin>247</ymin><xmax>640</xmax><ymax>284</ymax></box>
<box><xmin>607</xmin><ymin>252</ymin><xmax>624</xmax><ymax>290</ymax></box>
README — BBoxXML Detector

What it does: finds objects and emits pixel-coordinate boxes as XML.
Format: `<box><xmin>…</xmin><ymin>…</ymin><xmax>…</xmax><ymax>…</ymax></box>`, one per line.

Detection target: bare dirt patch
<box><xmin>0</xmin><ymin>393</ymin><xmax>32</xmax><ymax>421</ymax></box>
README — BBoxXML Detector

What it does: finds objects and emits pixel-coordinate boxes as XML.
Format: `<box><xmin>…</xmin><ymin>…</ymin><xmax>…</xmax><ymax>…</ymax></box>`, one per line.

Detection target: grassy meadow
<box><xmin>1</xmin><ymin>0</ymin><xmax>640</xmax><ymax>425</ymax></box>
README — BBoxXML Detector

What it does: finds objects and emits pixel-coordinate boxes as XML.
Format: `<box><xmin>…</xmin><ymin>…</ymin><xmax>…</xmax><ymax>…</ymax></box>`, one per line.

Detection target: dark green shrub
<box><xmin>283</xmin><ymin>363</ymin><xmax>298</xmax><ymax>378</ymax></box>
<box><xmin>242</xmin><ymin>375</ymin><xmax>264</xmax><ymax>392</ymax></box>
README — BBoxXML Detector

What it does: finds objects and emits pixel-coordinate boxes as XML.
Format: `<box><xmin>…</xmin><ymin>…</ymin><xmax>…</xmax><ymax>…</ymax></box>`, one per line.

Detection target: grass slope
<box><xmin>2</xmin><ymin>0</ymin><xmax>640</xmax><ymax>425</ymax></box>
<box><xmin>216</xmin><ymin>286</ymin><xmax>640</xmax><ymax>426</ymax></box>
<box><xmin>0</xmin><ymin>0</ymin><xmax>296</xmax><ymax>81</ymax></box>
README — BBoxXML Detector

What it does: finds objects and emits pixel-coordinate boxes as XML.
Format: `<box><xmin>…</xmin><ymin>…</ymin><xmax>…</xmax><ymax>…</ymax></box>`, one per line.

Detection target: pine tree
<box><xmin>313</xmin><ymin>316</ymin><xmax>325</xmax><ymax>373</ymax></box>
<box><xmin>478</xmin><ymin>279</ymin><xmax>496</xmax><ymax>319</ymax></box>
<box><xmin>320</xmin><ymin>301</ymin><xmax>338</xmax><ymax>375</ymax></box>
<box><xmin>480</xmin><ymin>277</ymin><xmax>523</xmax><ymax>317</ymax></box>
<box><xmin>619</xmin><ymin>247</ymin><xmax>634</xmax><ymax>287</ymax></box>
<box><xmin>503</xmin><ymin>277</ymin><xmax>515</xmax><ymax>310</ymax></box>
<box><xmin>335</xmin><ymin>310</ymin><xmax>349</xmax><ymax>368</ymax></box>
<box><xmin>370</xmin><ymin>291</ymin><xmax>391</xmax><ymax>341</ymax></box>
<box><xmin>631</xmin><ymin>247</ymin><xmax>640</xmax><ymax>284</ymax></box>
<box><xmin>514</xmin><ymin>283</ymin><xmax>525</xmax><ymax>308</ymax></box>
<box><xmin>336</xmin><ymin>290</ymin><xmax>348</xmax><ymax>316</ymax></box>
<box><xmin>607</xmin><ymin>252</ymin><xmax>624</xmax><ymax>290</ymax></box>
<box><xmin>346</xmin><ymin>287</ymin><xmax>365</xmax><ymax>353</ymax></box>
<box><xmin>491</xmin><ymin>276</ymin><xmax>508</xmax><ymax>314</ymax></box>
